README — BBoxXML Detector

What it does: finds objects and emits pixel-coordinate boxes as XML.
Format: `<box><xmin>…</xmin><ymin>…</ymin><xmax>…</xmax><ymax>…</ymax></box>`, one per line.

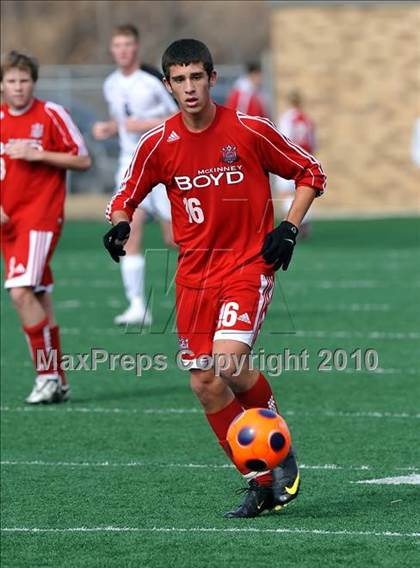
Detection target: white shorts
<box><xmin>116</xmin><ymin>160</ymin><xmax>171</xmax><ymax>222</ymax></box>
<box><xmin>275</xmin><ymin>177</ymin><xmax>295</xmax><ymax>193</ymax></box>
<box><xmin>2</xmin><ymin>229</ymin><xmax>59</xmax><ymax>293</ymax></box>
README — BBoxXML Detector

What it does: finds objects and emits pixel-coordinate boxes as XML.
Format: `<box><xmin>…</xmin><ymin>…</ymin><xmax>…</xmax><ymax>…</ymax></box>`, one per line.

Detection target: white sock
<box><xmin>120</xmin><ymin>254</ymin><xmax>145</xmax><ymax>304</ymax></box>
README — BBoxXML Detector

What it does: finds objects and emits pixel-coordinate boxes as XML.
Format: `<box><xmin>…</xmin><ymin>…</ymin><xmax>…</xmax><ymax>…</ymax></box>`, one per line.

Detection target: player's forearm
<box><xmin>38</xmin><ymin>151</ymin><xmax>92</xmax><ymax>171</ymax></box>
<box><xmin>286</xmin><ymin>185</ymin><xmax>317</xmax><ymax>227</ymax></box>
<box><xmin>111</xmin><ymin>210</ymin><xmax>130</xmax><ymax>225</ymax></box>
<box><xmin>107</xmin><ymin>120</ymin><xmax>118</xmax><ymax>135</ymax></box>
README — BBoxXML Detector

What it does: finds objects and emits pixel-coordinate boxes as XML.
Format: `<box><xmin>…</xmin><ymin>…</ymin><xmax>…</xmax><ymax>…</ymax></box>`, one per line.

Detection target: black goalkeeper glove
<box><xmin>103</xmin><ymin>221</ymin><xmax>131</xmax><ymax>263</ymax></box>
<box><xmin>261</xmin><ymin>220</ymin><xmax>299</xmax><ymax>271</ymax></box>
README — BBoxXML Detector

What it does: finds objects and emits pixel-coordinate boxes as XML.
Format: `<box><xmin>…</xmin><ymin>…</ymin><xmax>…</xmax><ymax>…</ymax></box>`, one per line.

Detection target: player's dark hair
<box><xmin>288</xmin><ymin>90</ymin><xmax>302</xmax><ymax>107</ymax></box>
<box><xmin>162</xmin><ymin>39</ymin><xmax>214</xmax><ymax>80</ymax></box>
<box><xmin>0</xmin><ymin>50</ymin><xmax>39</xmax><ymax>82</ymax></box>
<box><xmin>112</xmin><ymin>24</ymin><xmax>139</xmax><ymax>41</ymax></box>
<box><xmin>246</xmin><ymin>61</ymin><xmax>261</xmax><ymax>74</ymax></box>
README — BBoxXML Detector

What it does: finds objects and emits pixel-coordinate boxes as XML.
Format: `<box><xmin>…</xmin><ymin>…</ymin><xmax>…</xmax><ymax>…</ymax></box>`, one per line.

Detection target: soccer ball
<box><xmin>226</xmin><ymin>408</ymin><xmax>291</xmax><ymax>472</ymax></box>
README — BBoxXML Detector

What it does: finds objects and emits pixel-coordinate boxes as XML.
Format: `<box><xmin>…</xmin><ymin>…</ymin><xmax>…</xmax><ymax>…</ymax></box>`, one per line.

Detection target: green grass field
<box><xmin>1</xmin><ymin>218</ymin><xmax>419</xmax><ymax>567</ymax></box>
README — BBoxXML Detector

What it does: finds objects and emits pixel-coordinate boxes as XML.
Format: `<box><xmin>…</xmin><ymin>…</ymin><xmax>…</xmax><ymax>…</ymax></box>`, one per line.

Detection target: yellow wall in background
<box><xmin>271</xmin><ymin>3</ymin><xmax>420</xmax><ymax>215</ymax></box>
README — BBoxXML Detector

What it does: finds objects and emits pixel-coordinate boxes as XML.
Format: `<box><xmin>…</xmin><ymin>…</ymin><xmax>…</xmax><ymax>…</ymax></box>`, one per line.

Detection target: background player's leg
<box><xmin>37</xmin><ymin>290</ymin><xmax>68</xmax><ymax>388</ymax></box>
<box><xmin>115</xmin><ymin>206</ymin><xmax>151</xmax><ymax>325</ymax></box>
<box><xmin>159</xmin><ymin>218</ymin><xmax>175</xmax><ymax>248</ymax></box>
<box><xmin>9</xmin><ymin>287</ymin><xmax>62</xmax><ymax>403</ymax></box>
<box><xmin>9</xmin><ymin>286</ymin><xmax>46</xmax><ymax>327</ymax></box>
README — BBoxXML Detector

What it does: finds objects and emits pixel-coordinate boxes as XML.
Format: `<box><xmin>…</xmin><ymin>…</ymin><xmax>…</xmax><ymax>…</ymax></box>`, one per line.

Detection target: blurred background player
<box><xmin>276</xmin><ymin>90</ymin><xmax>316</xmax><ymax>238</ymax></box>
<box><xmin>411</xmin><ymin>116</ymin><xmax>420</xmax><ymax>168</ymax></box>
<box><xmin>225</xmin><ymin>61</ymin><xmax>269</xmax><ymax>117</ymax></box>
<box><xmin>92</xmin><ymin>24</ymin><xmax>177</xmax><ymax>325</ymax></box>
<box><xmin>0</xmin><ymin>51</ymin><xmax>91</xmax><ymax>404</ymax></box>
<box><xmin>104</xmin><ymin>39</ymin><xmax>326</xmax><ymax>517</ymax></box>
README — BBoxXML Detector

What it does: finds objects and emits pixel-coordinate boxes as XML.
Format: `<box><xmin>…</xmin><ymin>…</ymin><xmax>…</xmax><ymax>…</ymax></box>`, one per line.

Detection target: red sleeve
<box><xmin>238</xmin><ymin>114</ymin><xmax>326</xmax><ymax>195</ymax></box>
<box><xmin>44</xmin><ymin>102</ymin><xmax>88</xmax><ymax>156</ymax></box>
<box><xmin>106</xmin><ymin>125</ymin><xmax>165</xmax><ymax>222</ymax></box>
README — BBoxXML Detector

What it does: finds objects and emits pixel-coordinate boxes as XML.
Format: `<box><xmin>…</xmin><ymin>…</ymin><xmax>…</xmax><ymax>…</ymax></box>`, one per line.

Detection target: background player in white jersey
<box><xmin>92</xmin><ymin>24</ymin><xmax>177</xmax><ymax>325</ymax></box>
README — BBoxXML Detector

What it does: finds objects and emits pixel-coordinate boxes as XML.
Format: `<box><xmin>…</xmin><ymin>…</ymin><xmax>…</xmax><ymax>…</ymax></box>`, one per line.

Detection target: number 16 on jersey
<box><xmin>183</xmin><ymin>197</ymin><xmax>204</xmax><ymax>224</ymax></box>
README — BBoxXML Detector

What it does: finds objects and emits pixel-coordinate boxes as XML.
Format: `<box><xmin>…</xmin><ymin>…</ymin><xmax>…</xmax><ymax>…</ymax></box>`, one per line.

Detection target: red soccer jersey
<box><xmin>225</xmin><ymin>88</ymin><xmax>269</xmax><ymax>118</ymax></box>
<box><xmin>278</xmin><ymin>108</ymin><xmax>316</xmax><ymax>154</ymax></box>
<box><xmin>0</xmin><ymin>98</ymin><xmax>88</xmax><ymax>232</ymax></box>
<box><xmin>107</xmin><ymin>105</ymin><xmax>326</xmax><ymax>288</ymax></box>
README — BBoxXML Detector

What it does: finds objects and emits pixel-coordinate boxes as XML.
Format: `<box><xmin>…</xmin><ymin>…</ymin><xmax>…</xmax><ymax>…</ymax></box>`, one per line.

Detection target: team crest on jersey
<box><xmin>30</xmin><ymin>123</ymin><xmax>44</xmax><ymax>139</ymax></box>
<box><xmin>221</xmin><ymin>145</ymin><xmax>238</xmax><ymax>164</ymax></box>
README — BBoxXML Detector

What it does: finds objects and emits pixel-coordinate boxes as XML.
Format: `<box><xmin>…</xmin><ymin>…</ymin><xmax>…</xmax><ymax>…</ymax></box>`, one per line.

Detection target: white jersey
<box><xmin>412</xmin><ymin>117</ymin><xmax>420</xmax><ymax>168</ymax></box>
<box><xmin>103</xmin><ymin>68</ymin><xmax>177</xmax><ymax>162</ymax></box>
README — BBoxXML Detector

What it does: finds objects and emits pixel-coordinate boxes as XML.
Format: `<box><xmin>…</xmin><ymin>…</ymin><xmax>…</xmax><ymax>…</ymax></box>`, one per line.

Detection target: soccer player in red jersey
<box><xmin>104</xmin><ymin>40</ymin><xmax>326</xmax><ymax>517</ymax></box>
<box><xmin>276</xmin><ymin>90</ymin><xmax>317</xmax><ymax>238</ymax></box>
<box><xmin>225</xmin><ymin>61</ymin><xmax>269</xmax><ymax>118</ymax></box>
<box><xmin>1</xmin><ymin>52</ymin><xmax>91</xmax><ymax>404</ymax></box>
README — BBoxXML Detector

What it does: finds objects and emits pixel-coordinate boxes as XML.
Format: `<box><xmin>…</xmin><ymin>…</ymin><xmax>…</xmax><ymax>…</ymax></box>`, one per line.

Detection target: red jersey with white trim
<box><xmin>107</xmin><ymin>105</ymin><xmax>326</xmax><ymax>288</ymax></box>
<box><xmin>0</xmin><ymin>98</ymin><xmax>88</xmax><ymax>232</ymax></box>
<box><xmin>225</xmin><ymin>88</ymin><xmax>268</xmax><ymax>118</ymax></box>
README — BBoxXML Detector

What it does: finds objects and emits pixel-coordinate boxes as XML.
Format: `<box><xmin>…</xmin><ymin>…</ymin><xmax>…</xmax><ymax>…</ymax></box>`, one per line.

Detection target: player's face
<box><xmin>110</xmin><ymin>35</ymin><xmax>139</xmax><ymax>69</ymax></box>
<box><xmin>165</xmin><ymin>63</ymin><xmax>216</xmax><ymax>115</ymax></box>
<box><xmin>1</xmin><ymin>68</ymin><xmax>35</xmax><ymax>110</ymax></box>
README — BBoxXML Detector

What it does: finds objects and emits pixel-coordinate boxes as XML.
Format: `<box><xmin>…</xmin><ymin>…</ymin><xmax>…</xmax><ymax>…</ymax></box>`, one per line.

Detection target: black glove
<box><xmin>261</xmin><ymin>220</ymin><xmax>299</xmax><ymax>271</ymax></box>
<box><xmin>103</xmin><ymin>221</ymin><xmax>131</xmax><ymax>263</ymax></box>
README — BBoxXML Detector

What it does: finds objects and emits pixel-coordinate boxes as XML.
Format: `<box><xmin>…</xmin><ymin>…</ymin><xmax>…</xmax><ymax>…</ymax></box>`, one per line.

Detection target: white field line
<box><xmin>55</xmin><ymin>300</ymin><xmax>396</xmax><ymax>313</ymax></box>
<box><xmin>2</xmin><ymin>364</ymin><xmax>419</xmax><ymax>377</ymax></box>
<box><xmin>291</xmin><ymin>280</ymin><xmax>420</xmax><ymax>290</ymax></box>
<box><xmin>292</xmin><ymin>330</ymin><xmax>420</xmax><ymax>340</ymax></box>
<box><xmin>57</xmin><ymin>327</ymin><xmax>420</xmax><ymax>340</ymax></box>
<box><xmin>350</xmin><ymin>368</ymin><xmax>419</xmax><ymax>376</ymax></box>
<box><xmin>353</xmin><ymin>474</ymin><xmax>420</xmax><ymax>485</ymax></box>
<box><xmin>2</xmin><ymin>362</ymin><xmax>418</xmax><ymax>377</ymax></box>
<box><xmin>1</xmin><ymin>526</ymin><xmax>419</xmax><ymax>538</ymax></box>
<box><xmin>1</xmin><ymin>460</ymin><xmax>418</xmax><ymax>473</ymax></box>
<box><xmin>58</xmin><ymin>278</ymin><xmax>420</xmax><ymax>290</ymax></box>
<box><xmin>1</xmin><ymin>406</ymin><xmax>419</xmax><ymax>420</ymax></box>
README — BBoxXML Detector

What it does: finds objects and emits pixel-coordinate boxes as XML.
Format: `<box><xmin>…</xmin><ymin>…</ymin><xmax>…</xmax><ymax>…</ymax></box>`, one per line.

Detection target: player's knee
<box><xmin>213</xmin><ymin>353</ymin><xmax>246</xmax><ymax>386</ymax></box>
<box><xmin>9</xmin><ymin>287</ymin><xmax>33</xmax><ymax>309</ymax></box>
<box><xmin>217</xmin><ymin>361</ymin><xmax>239</xmax><ymax>384</ymax></box>
<box><xmin>190</xmin><ymin>369</ymin><xmax>222</xmax><ymax>405</ymax></box>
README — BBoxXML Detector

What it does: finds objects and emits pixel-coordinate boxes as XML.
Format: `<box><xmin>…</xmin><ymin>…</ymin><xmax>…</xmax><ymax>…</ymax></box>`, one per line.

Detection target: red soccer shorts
<box><xmin>1</xmin><ymin>228</ymin><xmax>60</xmax><ymax>292</ymax></box>
<box><xmin>176</xmin><ymin>273</ymin><xmax>275</xmax><ymax>369</ymax></box>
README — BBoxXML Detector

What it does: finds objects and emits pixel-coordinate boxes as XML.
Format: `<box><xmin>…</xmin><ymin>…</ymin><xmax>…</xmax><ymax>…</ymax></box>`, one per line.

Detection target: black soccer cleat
<box><xmin>224</xmin><ymin>479</ymin><xmax>275</xmax><ymax>518</ymax></box>
<box><xmin>271</xmin><ymin>447</ymin><xmax>300</xmax><ymax>510</ymax></box>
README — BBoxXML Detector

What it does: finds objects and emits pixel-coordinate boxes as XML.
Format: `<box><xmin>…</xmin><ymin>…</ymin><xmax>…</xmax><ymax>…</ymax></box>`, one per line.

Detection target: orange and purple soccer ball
<box><xmin>226</xmin><ymin>408</ymin><xmax>291</xmax><ymax>472</ymax></box>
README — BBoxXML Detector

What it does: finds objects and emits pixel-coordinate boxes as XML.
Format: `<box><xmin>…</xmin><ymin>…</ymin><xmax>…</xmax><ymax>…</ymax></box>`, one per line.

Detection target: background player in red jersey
<box><xmin>225</xmin><ymin>61</ymin><xmax>269</xmax><ymax>117</ymax></box>
<box><xmin>103</xmin><ymin>40</ymin><xmax>326</xmax><ymax>517</ymax></box>
<box><xmin>1</xmin><ymin>51</ymin><xmax>91</xmax><ymax>404</ymax></box>
<box><xmin>276</xmin><ymin>90</ymin><xmax>317</xmax><ymax>238</ymax></box>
